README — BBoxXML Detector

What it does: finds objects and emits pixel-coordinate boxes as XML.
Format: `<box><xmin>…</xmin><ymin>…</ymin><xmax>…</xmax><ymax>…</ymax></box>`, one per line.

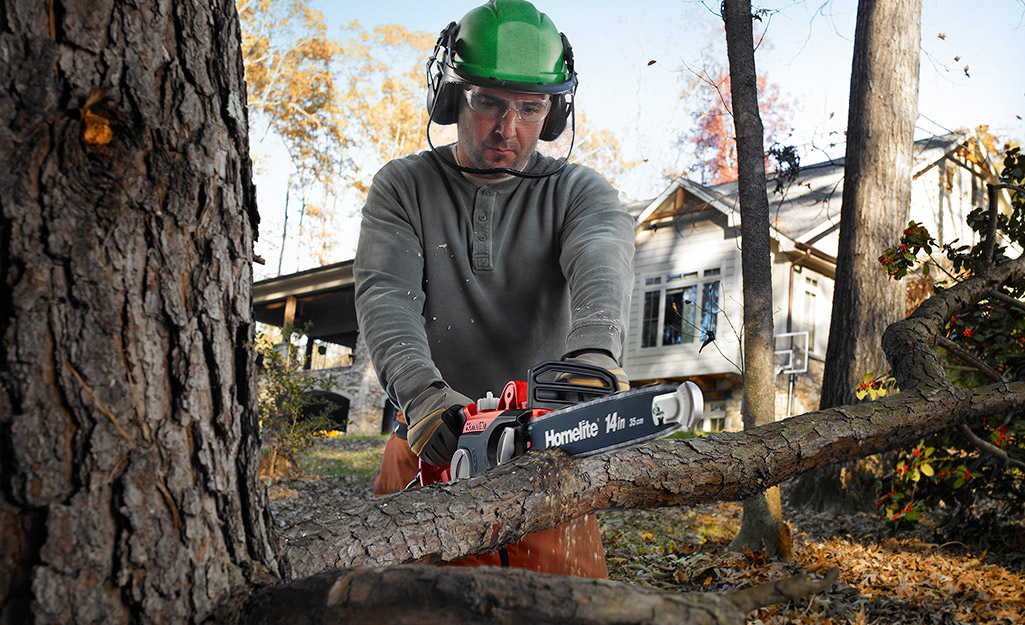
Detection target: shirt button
<box><xmin>477</xmin><ymin>213</ymin><xmax>488</xmax><ymax>222</ymax></box>
<box><xmin>477</xmin><ymin>233</ymin><xmax>487</xmax><ymax>241</ymax></box>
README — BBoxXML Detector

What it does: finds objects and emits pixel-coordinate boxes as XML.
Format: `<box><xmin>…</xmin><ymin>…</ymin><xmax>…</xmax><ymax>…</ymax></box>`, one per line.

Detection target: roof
<box><xmin>252</xmin><ymin>260</ymin><xmax>358</xmax><ymax>347</ymax></box>
<box><xmin>634</xmin><ymin>132</ymin><xmax>986</xmax><ymax>252</ymax></box>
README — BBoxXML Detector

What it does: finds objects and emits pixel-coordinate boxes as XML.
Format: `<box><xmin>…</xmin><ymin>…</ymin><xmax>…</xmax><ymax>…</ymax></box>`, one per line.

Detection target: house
<box><xmin>623</xmin><ymin>131</ymin><xmax>1010</xmax><ymax>432</ymax></box>
<box><xmin>252</xmin><ymin>131</ymin><xmax>1009</xmax><ymax>436</ymax></box>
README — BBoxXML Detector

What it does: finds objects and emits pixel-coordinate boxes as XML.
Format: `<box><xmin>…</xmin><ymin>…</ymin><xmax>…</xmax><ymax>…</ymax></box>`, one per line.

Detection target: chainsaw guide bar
<box><xmin>430</xmin><ymin>361</ymin><xmax>704</xmax><ymax>483</ymax></box>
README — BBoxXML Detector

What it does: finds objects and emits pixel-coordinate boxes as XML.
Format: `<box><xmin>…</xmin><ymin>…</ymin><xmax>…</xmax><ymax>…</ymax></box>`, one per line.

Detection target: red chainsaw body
<box><xmin>419</xmin><ymin>379</ymin><xmax>551</xmax><ymax>486</ymax></box>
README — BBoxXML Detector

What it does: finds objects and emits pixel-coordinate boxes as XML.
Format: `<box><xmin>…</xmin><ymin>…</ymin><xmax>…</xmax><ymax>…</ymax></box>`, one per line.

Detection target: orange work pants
<box><xmin>374</xmin><ymin>432</ymin><xmax>609</xmax><ymax>579</ymax></box>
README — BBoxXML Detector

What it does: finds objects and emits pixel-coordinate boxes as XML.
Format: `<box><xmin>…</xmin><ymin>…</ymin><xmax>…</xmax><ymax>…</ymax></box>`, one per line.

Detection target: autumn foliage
<box><xmin>679</xmin><ymin>66</ymin><xmax>792</xmax><ymax>185</ymax></box>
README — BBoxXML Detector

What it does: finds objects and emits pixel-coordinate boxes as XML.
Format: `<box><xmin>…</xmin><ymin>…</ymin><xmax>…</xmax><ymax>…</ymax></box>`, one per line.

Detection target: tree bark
<box><xmin>790</xmin><ymin>0</ymin><xmax>923</xmax><ymax>513</ymax></box>
<box><xmin>721</xmin><ymin>0</ymin><xmax>789</xmax><ymax>559</ymax></box>
<box><xmin>0</xmin><ymin>0</ymin><xmax>280</xmax><ymax>623</ymax></box>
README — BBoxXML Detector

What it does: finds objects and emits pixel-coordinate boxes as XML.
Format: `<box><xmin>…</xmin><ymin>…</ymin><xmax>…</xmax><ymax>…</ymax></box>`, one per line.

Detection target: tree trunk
<box><xmin>0</xmin><ymin>1</ymin><xmax>281</xmax><ymax>623</ymax></box>
<box><xmin>721</xmin><ymin>0</ymin><xmax>789</xmax><ymax>559</ymax></box>
<box><xmin>789</xmin><ymin>0</ymin><xmax>923</xmax><ymax>513</ymax></box>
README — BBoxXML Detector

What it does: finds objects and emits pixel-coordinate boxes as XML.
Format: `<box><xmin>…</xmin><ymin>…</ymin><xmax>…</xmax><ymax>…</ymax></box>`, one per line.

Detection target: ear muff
<box><xmin>539</xmin><ymin>32</ymin><xmax>575</xmax><ymax>141</ymax></box>
<box><xmin>427</xmin><ymin>75</ymin><xmax>461</xmax><ymax>126</ymax></box>
<box><xmin>539</xmin><ymin>92</ymin><xmax>571</xmax><ymax>141</ymax></box>
<box><xmin>426</xmin><ymin>22</ymin><xmax>460</xmax><ymax>125</ymax></box>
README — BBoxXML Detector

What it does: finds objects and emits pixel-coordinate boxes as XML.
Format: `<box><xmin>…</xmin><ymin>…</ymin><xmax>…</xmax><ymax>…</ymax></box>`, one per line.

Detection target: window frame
<box><xmin>639</xmin><ymin>267</ymin><xmax>722</xmax><ymax>350</ymax></box>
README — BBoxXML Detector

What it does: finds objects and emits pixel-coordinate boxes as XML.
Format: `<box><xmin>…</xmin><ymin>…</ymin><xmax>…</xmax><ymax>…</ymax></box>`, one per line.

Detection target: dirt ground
<box><xmin>266</xmin><ymin>436</ymin><xmax>1025</xmax><ymax>624</ymax></box>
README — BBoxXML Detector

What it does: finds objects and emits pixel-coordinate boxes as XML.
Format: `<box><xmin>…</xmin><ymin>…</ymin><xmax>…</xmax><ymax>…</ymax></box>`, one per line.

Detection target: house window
<box><xmin>641</xmin><ymin>291</ymin><xmax>661</xmax><ymax>348</ymax></box>
<box><xmin>701</xmin><ymin>401</ymin><xmax>727</xmax><ymax>433</ymax></box>
<box><xmin>641</xmin><ymin>268</ymin><xmax>721</xmax><ymax>348</ymax></box>
<box><xmin>663</xmin><ymin>284</ymin><xmax>698</xmax><ymax>345</ymax></box>
<box><xmin>804</xmin><ymin>277</ymin><xmax>817</xmax><ymax>351</ymax></box>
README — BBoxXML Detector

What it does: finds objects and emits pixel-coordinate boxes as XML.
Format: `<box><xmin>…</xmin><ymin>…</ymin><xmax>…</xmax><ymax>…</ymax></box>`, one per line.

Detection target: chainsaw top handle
<box><xmin>527</xmin><ymin>360</ymin><xmax>619</xmax><ymax>410</ymax></box>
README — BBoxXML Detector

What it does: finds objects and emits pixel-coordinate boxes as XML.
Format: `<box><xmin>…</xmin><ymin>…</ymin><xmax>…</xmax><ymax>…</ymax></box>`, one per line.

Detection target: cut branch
<box><xmin>282</xmin><ymin>379</ymin><xmax>1025</xmax><ymax>577</ymax></box>
<box><xmin>245</xmin><ymin>564</ymin><xmax>836</xmax><ymax>625</ymax></box>
<box><xmin>725</xmin><ymin>567</ymin><xmax>839</xmax><ymax>614</ymax></box>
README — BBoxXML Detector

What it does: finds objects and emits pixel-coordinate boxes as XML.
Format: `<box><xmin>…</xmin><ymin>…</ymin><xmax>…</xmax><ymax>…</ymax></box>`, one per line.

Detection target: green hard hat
<box><xmin>451</xmin><ymin>0</ymin><xmax>574</xmax><ymax>93</ymax></box>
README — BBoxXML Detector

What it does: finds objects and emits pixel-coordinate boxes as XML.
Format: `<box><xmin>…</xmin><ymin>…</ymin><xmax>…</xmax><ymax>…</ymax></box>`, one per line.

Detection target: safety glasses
<box><xmin>463</xmin><ymin>87</ymin><xmax>551</xmax><ymax>123</ymax></box>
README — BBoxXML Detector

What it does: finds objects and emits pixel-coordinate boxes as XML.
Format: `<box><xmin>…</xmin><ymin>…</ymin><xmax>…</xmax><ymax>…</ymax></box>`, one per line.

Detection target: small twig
<box><xmin>957</xmin><ymin>424</ymin><xmax>1025</xmax><ymax>472</ymax></box>
<box><xmin>726</xmin><ymin>567</ymin><xmax>840</xmax><ymax>613</ymax></box>
<box><xmin>989</xmin><ymin>290</ymin><xmax>1025</xmax><ymax>313</ymax></box>
<box><xmin>989</xmin><ymin>182</ymin><xmax>1025</xmax><ymax>195</ymax></box>
<box><xmin>937</xmin><ymin>336</ymin><xmax>1004</xmax><ymax>382</ymax></box>
<box><xmin>64</xmin><ymin>361</ymin><xmax>137</xmax><ymax>449</ymax></box>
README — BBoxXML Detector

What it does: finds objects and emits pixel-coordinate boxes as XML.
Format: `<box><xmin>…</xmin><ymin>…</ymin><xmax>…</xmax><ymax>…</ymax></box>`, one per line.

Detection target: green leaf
<box><xmin>953</xmin><ymin>478</ymin><xmax>965</xmax><ymax>489</ymax></box>
<box><xmin>920</xmin><ymin>463</ymin><xmax>934</xmax><ymax>477</ymax></box>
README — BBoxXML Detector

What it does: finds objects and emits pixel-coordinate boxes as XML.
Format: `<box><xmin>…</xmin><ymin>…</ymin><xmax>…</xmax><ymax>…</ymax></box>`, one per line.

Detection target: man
<box><xmin>353</xmin><ymin>0</ymin><xmax>634</xmax><ymax>579</ymax></box>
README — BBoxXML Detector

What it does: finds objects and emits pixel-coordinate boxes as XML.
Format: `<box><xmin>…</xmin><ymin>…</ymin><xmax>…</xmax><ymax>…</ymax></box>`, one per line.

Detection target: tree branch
<box><xmin>937</xmin><ymin>336</ymin><xmax>1004</xmax><ymax>382</ymax></box>
<box><xmin>989</xmin><ymin>290</ymin><xmax>1025</xmax><ymax>313</ymax></box>
<box><xmin>281</xmin><ymin>378</ymin><xmax>1025</xmax><ymax>577</ymax></box>
<box><xmin>956</xmin><ymin>424</ymin><xmax>1025</xmax><ymax>472</ymax></box>
<box><xmin>990</xmin><ymin>182</ymin><xmax>1025</xmax><ymax>195</ymax></box>
<box><xmin>725</xmin><ymin>567</ymin><xmax>839</xmax><ymax>614</ymax></box>
<box><xmin>245</xmin><ymin>564</ymin><xmax>837</xmax><ymax>625</ymax></box>
<box><xmin>883</xmin><ymin>254</ymin><xmax>1025</xmax><ymax>392</ymax></box>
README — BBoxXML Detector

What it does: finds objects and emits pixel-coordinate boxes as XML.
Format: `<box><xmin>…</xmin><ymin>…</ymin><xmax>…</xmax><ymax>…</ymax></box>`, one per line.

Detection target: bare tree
<box><xmin>720</xmin><ymin>0</ymin><xmax>790</xmax><ymax>559</ymax></box>
<box><xmin>789</xmin><ymin>0</ymin><xmax>923</xmax><ymax>512</ymax></box>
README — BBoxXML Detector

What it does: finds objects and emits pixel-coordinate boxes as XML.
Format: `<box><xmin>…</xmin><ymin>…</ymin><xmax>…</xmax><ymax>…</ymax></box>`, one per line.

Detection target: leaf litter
<box><xmin>267</xmin><ymin>436</ymin><xmax>1025</xmax><ymax>624</ymax></box>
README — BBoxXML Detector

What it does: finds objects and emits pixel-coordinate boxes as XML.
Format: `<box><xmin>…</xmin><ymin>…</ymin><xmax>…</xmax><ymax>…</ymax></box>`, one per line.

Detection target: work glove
<box><xmin>405</xmin><ymin>382</ymin><xmax>473</xmax><ymax>467</ymax></box>
<box><xmin>564</xmin><ymin>350</ymin><xmax>631</xmax><ymax>392</ymax></box>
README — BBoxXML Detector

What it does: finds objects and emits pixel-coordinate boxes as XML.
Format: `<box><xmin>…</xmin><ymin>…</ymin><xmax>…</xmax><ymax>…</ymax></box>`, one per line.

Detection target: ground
<box><xmin>266</xmin><ymin>435</ymin><xmax>1025</xmax><ymax>624</ymax></box>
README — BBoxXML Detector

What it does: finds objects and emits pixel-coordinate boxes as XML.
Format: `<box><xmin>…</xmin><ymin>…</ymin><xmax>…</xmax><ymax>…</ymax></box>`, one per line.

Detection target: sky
<box><xmin>251</xmin><ymin>0</ymin><xmax>1025</xmax><ymax>277</ymax></box>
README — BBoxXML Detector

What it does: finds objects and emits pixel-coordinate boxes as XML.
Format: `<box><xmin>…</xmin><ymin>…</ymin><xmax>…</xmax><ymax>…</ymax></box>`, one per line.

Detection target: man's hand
<box><xmin>564</xmin><ymin>350</ymin><xmax>630</xmax><ymax>392</ymax></box>
<box><xmin>405</xmin><ymin>383</ymin><xmax>473</xmax><ymax>467</ymax></box>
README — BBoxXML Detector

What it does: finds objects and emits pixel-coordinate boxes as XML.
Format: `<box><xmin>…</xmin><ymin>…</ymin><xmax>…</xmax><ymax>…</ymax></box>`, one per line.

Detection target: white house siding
<box><xmin>911</xmin><ymin>153</ymin><xmax>986</xmax><ymax>250</ymax></box>
<box><xmin>625</xmin><ymin>212</ymin><xmax>742</xmax><ymax>382</ymax></box>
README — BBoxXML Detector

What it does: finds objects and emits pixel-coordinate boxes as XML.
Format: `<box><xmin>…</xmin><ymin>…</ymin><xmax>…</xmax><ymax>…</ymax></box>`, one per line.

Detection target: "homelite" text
<box><xmin>544</xmin><ymin>419</ymin><xmax>599</xmax><ymax>448</ymax></box>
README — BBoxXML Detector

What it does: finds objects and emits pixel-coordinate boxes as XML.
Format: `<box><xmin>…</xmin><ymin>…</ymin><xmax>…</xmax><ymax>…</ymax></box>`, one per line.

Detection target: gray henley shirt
<box><xmin>353</xmin><ymin>147</ymin><xmax>635</xmax><ymax>413</ymax></box>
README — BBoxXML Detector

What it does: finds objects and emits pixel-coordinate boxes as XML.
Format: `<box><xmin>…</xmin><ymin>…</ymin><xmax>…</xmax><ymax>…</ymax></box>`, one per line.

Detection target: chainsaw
<box><xmin>419</xmin><ymin>360</ymin><xmax>703</xmax><ymax>485</ymax></box>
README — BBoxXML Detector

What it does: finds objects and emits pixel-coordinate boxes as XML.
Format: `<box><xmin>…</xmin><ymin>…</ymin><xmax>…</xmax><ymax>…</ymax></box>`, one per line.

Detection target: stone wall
<box><xmin>300</xmin><ymin>333</ymin><xmax>390</xmax><ymax>436</ymax></box>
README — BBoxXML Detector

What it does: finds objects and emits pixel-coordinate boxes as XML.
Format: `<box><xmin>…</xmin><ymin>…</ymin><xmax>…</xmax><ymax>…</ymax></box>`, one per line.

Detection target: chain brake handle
<box><xmin>526</xmin><ymin>360</ymin><xmax>619</xmax><ymax>410</ymax></box>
